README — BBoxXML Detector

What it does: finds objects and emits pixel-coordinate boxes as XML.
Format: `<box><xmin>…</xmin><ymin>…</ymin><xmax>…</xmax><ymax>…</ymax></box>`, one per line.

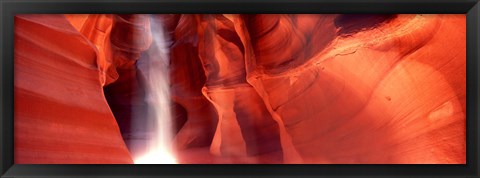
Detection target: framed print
<box><xmin>1</xmin><ymin>0</ymin><xmax>479</xmax><ymax>177</ymax></box>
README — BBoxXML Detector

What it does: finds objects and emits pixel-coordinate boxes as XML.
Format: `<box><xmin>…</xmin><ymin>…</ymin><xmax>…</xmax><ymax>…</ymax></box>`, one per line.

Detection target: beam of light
<box><xmin>134</xmin><ymin>148</ymin><xmax>177</xmax><ymax>164</ymax></box>
<box><xmin>134</xmin><ymin>15</ymin><xmax>177</xmax><ymax>164</ymax></box>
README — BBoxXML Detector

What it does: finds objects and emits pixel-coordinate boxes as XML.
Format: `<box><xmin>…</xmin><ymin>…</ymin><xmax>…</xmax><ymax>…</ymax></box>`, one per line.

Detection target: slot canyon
<box><xmin>14</xmin><ymin>14</ymin><xmax>466</xmax><ymax>164</ymax></box>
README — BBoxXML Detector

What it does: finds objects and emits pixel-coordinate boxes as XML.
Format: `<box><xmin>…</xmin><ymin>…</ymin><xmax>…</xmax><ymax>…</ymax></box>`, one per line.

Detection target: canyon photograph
<box><xmin>14</xmin><ymin>14</ymin><xmax>466</xmax><ymax>164</ymax></box>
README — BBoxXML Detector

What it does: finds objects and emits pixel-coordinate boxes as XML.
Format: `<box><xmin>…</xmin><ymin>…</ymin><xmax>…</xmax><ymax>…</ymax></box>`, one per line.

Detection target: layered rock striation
<box><xmin>14</xmin><ymin>14</ymin><xmax>466</xmax><ymax>164</ymax></box>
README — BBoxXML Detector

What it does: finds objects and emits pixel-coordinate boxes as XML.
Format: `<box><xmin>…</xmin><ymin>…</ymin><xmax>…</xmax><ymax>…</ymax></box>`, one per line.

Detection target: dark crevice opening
<box><xmin>335</xmin><ymin>14</ymin><xmax>397</xmax><ymax>35</ymax></box>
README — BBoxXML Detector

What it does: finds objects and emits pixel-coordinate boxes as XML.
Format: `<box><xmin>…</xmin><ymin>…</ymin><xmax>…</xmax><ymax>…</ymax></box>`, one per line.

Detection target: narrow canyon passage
<box><xmin>14</xmin><ymin>14</ymin><xmax>465</xmax><ymax>164</ymax></box>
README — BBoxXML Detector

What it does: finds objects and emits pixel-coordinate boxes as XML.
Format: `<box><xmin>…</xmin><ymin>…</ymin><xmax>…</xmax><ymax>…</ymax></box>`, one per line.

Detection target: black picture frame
<box><xmin>1</xmin><ymin>0</ymin><xmax>479</xmax><ymax>177</ymax></box>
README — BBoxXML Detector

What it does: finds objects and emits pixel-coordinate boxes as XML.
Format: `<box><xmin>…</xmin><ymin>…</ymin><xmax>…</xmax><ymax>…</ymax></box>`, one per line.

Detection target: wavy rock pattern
<box><xmin>14</xmin><ymin>14</ymin><xmax>465</xmax><ymax>164</ymax></box>
<box><xmin>14</xmin><ymin>15</ymin><xmax>133</xmax><ymax>163</ymax></box>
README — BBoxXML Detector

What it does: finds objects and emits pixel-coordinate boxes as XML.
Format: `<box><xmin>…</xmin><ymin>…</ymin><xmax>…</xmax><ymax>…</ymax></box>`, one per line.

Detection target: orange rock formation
<box><xmin>14</xmin><ymin>14</ymin><xmax>466</xmax><ymax>164</ymax></box>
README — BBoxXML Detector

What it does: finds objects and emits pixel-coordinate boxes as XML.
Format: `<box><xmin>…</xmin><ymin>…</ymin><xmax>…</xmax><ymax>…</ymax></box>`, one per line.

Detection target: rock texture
<box><xmin>242</xmin><ymin>14</ymin><xmax>466</xmax><ymax>163</ymax></box>
<box><xmin>14</xmin><ymin>14</ymin><xmax>466</xmax><ymax>164</ymax></box>
<box><xmin>14</xmin><ymin>15</ymin><xmax>133</xmax><ymax>163</ymax></box>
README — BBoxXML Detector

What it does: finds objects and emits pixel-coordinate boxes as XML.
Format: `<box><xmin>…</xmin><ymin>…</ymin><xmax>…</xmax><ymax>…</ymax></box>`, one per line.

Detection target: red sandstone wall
<box><xmin>14</xmin><ymin>14</ymin><xmax>466</xmax><ymax>164</ymax></box>
<box><xmin>14</xmin><ymin>15</ymin><xmax>133</xmax><ymax>163</ymax></box>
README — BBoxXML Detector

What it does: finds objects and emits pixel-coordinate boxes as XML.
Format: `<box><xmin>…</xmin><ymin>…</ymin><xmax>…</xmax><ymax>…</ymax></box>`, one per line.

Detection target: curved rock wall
<box><xmin>14</xmin><ymin>15</ymin><xmax>133</xmax><ymax>163</ymax></box>
<box><xmin>14</xmin><ymin>14</ymin><xmax>465</xmax><ymax>164</ymax></box>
